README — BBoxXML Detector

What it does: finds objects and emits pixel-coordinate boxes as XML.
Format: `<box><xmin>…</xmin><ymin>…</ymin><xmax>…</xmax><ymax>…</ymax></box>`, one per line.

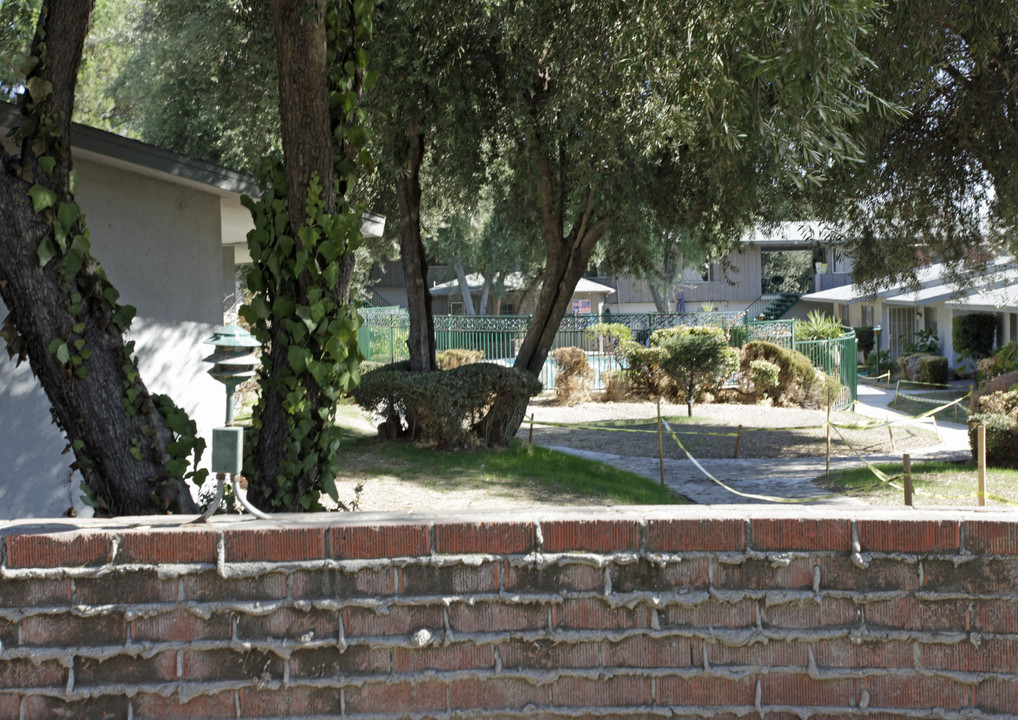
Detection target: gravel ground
<box><xmin>330</xmin><ymin>394</ymin><xmax>943</xmax><ymax>512</ymax></box>
<box><xmin>518</xmin><ymin>397</ymin><xmax>939</xmax><ymax>460</ymax></box>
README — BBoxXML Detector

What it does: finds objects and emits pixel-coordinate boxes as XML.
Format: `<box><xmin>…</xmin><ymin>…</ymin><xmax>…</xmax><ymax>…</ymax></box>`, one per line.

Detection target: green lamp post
<box><xmin>203</xmin><ymin>323</ymin><xmax>260</xmax><ymax>426</ymax></box>
<box><xmin>199</xmin><ymin>323</ymin><xmax>268</xmax><ymax>520</ymax></box>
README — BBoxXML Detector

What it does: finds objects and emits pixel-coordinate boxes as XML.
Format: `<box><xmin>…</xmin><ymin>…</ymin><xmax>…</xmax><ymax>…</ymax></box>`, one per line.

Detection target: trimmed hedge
<box><xmin>897</xmin><ymin>353</ymin><xmax>948</xmax><ymax>385</ymax></box>
<box><xmin>741</xmin><ymin>341</ymin><xmax>840</xmax><ymax>408</ymax></box>
<box><xmin>953</xmin><ymin>313</ymin><xmax>996</xmax><ymax>360</ymax></box>
<box><xmin>436</xmin><ymin>348</ymin><xmax>484</xmax><ymax>370</ymax></box>
<box><xmin>968</xmin><ymin>388</ymin><xmax>1018</xmax><ymax>468</ymax></box>
<box><xmin>551</xmin><ymin>346</ymin><xmax>594</xmax><ymax>406</ymax></box>
<box><xmin>352</xmin><ymin>361</ymin><xmax>542</xmax><ymax>448</ymax></box>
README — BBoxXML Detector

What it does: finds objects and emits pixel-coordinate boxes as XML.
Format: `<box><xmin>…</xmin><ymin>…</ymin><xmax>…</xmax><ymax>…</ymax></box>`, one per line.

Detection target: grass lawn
<box><xmin>821</xmin><ymin>460</ymin><xmax>1018</xmax><ymax>507</ymax></box>
<box><xmin>335</xmin><ymin>402</ymin><xmax>686</xmax><ymax>505</ymax></box>
<box><xmin>888</xmin><ymin>386</ymin><xmax>972</xmax><ymax>424</ymax></box>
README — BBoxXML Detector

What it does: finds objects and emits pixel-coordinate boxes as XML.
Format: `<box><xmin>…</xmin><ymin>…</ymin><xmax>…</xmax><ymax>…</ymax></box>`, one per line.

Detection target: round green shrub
<box><xmin>741</xmin><ymin>341</ymin><xmax>840</xmax><ymax>408</ymax></box>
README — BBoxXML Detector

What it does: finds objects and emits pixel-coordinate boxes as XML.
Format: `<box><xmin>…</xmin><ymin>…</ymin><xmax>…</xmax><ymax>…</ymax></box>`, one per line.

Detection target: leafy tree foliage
<box><xmin>657</xmin><ymin>327</ymin><xmax>738</xmax><ymax>417</ymax></box>
<box><xmin>811</xmin><ymin>1</ymin><xmax>1018</xmax><ymax>289</ymax></box>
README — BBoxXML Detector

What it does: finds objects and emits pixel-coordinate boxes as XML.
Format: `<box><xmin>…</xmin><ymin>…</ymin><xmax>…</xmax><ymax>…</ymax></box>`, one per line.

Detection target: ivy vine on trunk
<box><xmin>0</xmin><ymin>0</ymin><xmax>205</xmax><ymax>515</ymax></box>
<box><xmin>240</xmin><ymin>0</ymin><xmax>374</xmax><ymax>512</ymax></box>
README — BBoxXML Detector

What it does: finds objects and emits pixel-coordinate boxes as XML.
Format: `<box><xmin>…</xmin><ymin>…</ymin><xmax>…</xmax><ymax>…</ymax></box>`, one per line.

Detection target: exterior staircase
<box><xmin>753</xmin><ymin>292</ymin><xmax>802</xmax><ymax>321</ymax></box>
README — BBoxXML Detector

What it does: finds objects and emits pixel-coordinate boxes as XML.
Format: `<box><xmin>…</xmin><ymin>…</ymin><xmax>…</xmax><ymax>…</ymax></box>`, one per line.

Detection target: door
<box><xmin>887</xmin><ymin>307</ymin><xmax>915</xmax><ymax>360</ymax></box>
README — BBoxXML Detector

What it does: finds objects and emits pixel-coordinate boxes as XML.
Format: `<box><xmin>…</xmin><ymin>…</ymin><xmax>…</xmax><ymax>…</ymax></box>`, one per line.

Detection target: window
<box><xmin>501</xmin><ymin>303</ymin><xmax>516</xmax><ymax>316</ymax></box>
<box><xmin>839</xmin><ymin>304</ymin><xmax>851</xmax><ymax>326</ymax></box>
<box><xmin>861</xmin><ymin>305</ymin><xmax>874</xmax><ymax>327</ymax></box>
<box><xmin>450</xmin><ymin>301</ymin><xmax>464</xmax><ymax>316</ymax></box>
<box><xmin>832</xmin><ymin>251</ymin><xmax>853</xmax><ymax>274</ymax></box>
<box><xmin>700</xmin><ymin>263</ymin><xmax>716</xmax><ymax>283</ymax></box>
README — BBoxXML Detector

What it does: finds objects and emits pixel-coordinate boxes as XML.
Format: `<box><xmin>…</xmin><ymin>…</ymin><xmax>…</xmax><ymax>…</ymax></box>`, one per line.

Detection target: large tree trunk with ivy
<box><xmin>397</xmin><ymin>113</ymin><xmax>437</xmax><ymax>372</ymax></box>
<box><xmin>244</xmin><ymin>0</ymin><xmax>371</xmax><ymax>511</ymax></box>
<box><xmin>0</xmin><ymin>0</ymin><xmax>197</xmax><ymax>515</ymax></box>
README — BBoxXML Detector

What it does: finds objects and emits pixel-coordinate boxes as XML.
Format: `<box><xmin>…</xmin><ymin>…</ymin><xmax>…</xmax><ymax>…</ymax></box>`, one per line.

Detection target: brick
<box><xmin>450</xmin><ymin>677</ymin><xmax>548</xmax><ymax>710</ymax></box>
<box><xmin>865</xmin><ymin>597</ymin><xmax>968</xmax><ymax>632</ymax></box>
<box><xmin>661</xmin><ymin>599</ymin><xmax>756</xmax><ymax>629</ymax></box>
<box><xmin>435</xmin><ymin>521</ymin><xmax>535</xmax><ymax>555</ymax></box>
<box><xmin>393</xmin><ymin>642</ymin><xmax>493</xmax><ymax>672</ymax></box>
<box><xmin>399</xmin><ymin>562</ymin><xmax>499</xmax><ymax>595</ymax></box>
<box><xmin>180</xmin><ymin>648</ymin><xmax>285</xmax><ymax>681</ymax></box>
<box><xmin>858</xmin><ymin>519</ymin><xmax>960</xmax><ymax>553</ymax></box>
<box><xmin>610</xmin><ymin>557</ymin><xmax>709</xmax><ymax>592</ymax></box>
<box><xmin>503</xmin><ymin>561</ymin><xmax>602</xmax><ymax>593</ymax></box>
<box><xmin>975</xmin><ymin>679</ymin><xmax>1018</xmax><ymax>713</ymax></box>
<box><xmin>604</xmin><ymin>635</ymin><xmax>701</xmax><ymax>668</ymax></box>
<box><xmin>21</xmin><ymin>612</ymin><xmax>125</xmax><ymax>647</ymax></box>
<box><xmin>131</xmin><ymin>609</ymin><xmax>232</xmax><ymax>642</ymax></box>
<box><xmin>0</xmin><ymin>658</ymin><xmax>65</xmax><ymax>688</ymax></box>
<box><xmin>751</xmin><ymin>518</ymin><xmax>851</xmax><ymax>552</ymax></box>
<box><xmin>965</xmin><ymin>520</ymin><xmax>1018</xmax><ymax>555</ymax></box>
<box><xmin>498</xmin><ymin>639</ymin><xmax>599</xmax><ymax>670</ymax></box>
<box><xmin>116</xmin><ymin>528</ymin><xmax>217</xmax><ymax>564</ymax></box>
<box><xmin>922</xmin><ymin>557</ymin><xmax>1018</xmax><ymax>593</ymax></box>
<box><xmin>972</xmin><ymin>599</ymin><xmax>1018</xmax><ymax>633</ymax></box>
<box><xmin>713</xmin><ymin>557</ymin><xmax>814</xmax><ymax>591</ymax></box>
<box><xmin>75</xmin><ymin>570</ymin><xmax>178</xmax><ymax>605</ymax></box>
<box><xmin>812</xmin><ymin>639</ymin><xmax>913</xmax><ymax>669</ymax></box>
<box><xmin>292</xmin><ymin>566</ymin><xmax>395</xmax><ymax>599</ymax></box>
<box><xmin>0</xmin><ymin>578</ymin><xmax>72</xmax><ymax>608</ymax></box>
<box><xmin>0</xmin><ymin>695</ymin><xmax>19</xmax><ymax>720</ymax></box>
<box><xmin>865</xmin><ymin>675</ymin><xmax>970</xmax><ymax>709</ymax></box>
<box><xmin>344</xmin><ymin>680</ymin><xmax>446</xmax><ymax>715</ymax></box>
<box><xmin>447</xmin><ymin>601</ymin><xmax>548</xmax><ymax>633</ymax></box>
<box><xmin>919</xmin><ymin>638</ymin><xmax>1018</xmax><ymax>674</ymax></box>
<box><xmin>132</xmin><ymin>692</ymin><xmax>236</xmax><ymax>719</ymax></box>
<box><xmin>288</xmin><ymin>646</ymin><xmax>389</xmax><ymax>677</ymax></box>
<box><xmin>816</xmin><ymin>556</ymin><xmax>919</xmax><ymax>592</ymax></box>
<box><xmin>647</xmin><ymin>518</ymin><xmax>745</xmax><ymax>552</ymax></box>
<box><xmin>554</xmin><ymin>597</ymin><xmax>654</xmax><ymax>631</ymax></box>
<box><xmin>0</xmin><ymin>619</ymin><xmax>16</xmax><ymax>649</ymax></box>
<box><xmin>223</xmin><ymin>527</ymin><xmax>324</xmax><ymax>562</ymax></box>
<box><xmin>330</xmin><ymin>523</ymin><xmax>429</xmax><ymax>559</ymax></box>
<box><xmin>236</xmin><ymin>607</ymin><xmax>339</xmax><ymax>642</ymax></box>
<box><xmin>25</xmin><ymin>695</ymin><xmax>128</xmax><ymax>719</ymax></box>
<box><xmin>541</xmin><ymin>519</ymin><xmax>640</xmax><ymax>553</ymax></box>
<box><xmin>342</xmin><ymin>604</ymin><xmax>445</xmax><ymax>638</ymax></box>
<box><xmin>6</xmin><ymin>531</ymin><xmax>110</xmax><ymax>568</ymax></box>
<box><xmin>762</xmin><ymin>598</ymin><xmax>861</xmax><ymax>629</ymax></box>
<box><xmin>707</xmin><ymin>639</ymin><xmax>806</xmax><ymax>668</ymax></box>
<box><xmin>239</xmin><ymin>687</ymin><xmax>343</xmax><ymax>717</ymax></box>
<box><xmin>184</xmin><ymin>570</ymin><xmax>286</xmax><ymax>601</ymax></box>
<box><xmin>75</xmin><ymin>652</ymin><xmax>176</xmax><ymax>686</ymax></box>
<box><xmin>760</xmin><ymin>674</ymin><xmax>858</xmax><ymax>707</ymax></box>
<box><xmin>552</xmin><ymin>676</ymin><xmax>652</xmax><ymax>708</ymax></box>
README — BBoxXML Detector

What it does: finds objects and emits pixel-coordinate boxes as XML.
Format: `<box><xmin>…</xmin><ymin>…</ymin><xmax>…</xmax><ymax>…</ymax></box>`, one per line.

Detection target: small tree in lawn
<box><xmin>658</xmin><ymin>327</ymin><xmax>737</xmax><ymax>417</ymax></box>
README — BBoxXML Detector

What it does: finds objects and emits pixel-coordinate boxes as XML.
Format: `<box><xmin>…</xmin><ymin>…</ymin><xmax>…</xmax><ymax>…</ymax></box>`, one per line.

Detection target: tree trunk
<box><xmin>397</xmin><ymin>113</ymin><xmax>437</xmax><ymax>372</ymax></box>
<box><xmin>478</xmin><ymin>274</ymin><xmax>493</xmax><ymax>316</ymax></box>
<box><xmin>648</xmin><ymin>283</ymin><xmax>670</xmax><ymax>313</ymax></box>
<box><xmin>513</xmin><ymin>131</ymin><xmax>610</xmax><ymax>377</ymax></box>
<box><xmin>249</xmin><ymin>0</ymin><xmax>335</xmax><ymax>508</ymax></box>
<box><xmin>453</xmin><ymin>261</ymin><xmax>477</xmax><ymax>315</ymax></box>
<box><xmin>0</xmin><ymin>0</ymin><xmax>196</xmax><ymax>515</ymax></box>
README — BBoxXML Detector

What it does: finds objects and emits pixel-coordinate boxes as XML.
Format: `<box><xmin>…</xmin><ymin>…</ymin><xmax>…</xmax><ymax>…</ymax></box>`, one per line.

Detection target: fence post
<box><xmin>733</xmin><ymin>425</ymin><xmax>742</xmax><ymax>459</ymax></box>
<box><xmin>826</xmin><ymin>388</ymin><xmax>832</xmax><ymax>478</ymax></box>
<box><xmin>657</xmin><ymin>397</ymin><xmax>665</xmax><ymax>487</ymax></box>
<box><xmin>903</xmin><ymin>453</ymin><xmax>913</xmax><ymax>507</ymax></box>
<box><xmin>978</xmin><ymin>423</ymin><xmax>986</xmax><ymax>507</ymax></box>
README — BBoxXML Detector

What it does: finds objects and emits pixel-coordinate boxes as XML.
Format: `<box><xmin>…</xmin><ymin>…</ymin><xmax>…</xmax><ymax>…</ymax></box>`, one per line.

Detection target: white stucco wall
<box><xmin>0</xmin><ymin>158</ymin><xmax>227</xmax><ymax>518</ymax></box>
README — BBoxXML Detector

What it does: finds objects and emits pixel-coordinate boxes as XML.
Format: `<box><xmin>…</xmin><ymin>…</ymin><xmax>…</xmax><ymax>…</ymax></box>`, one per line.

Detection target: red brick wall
<box><xmin>1</xmin><ymin>508</ymin><xmax>1016</xmax><ymax>718</ymax></box>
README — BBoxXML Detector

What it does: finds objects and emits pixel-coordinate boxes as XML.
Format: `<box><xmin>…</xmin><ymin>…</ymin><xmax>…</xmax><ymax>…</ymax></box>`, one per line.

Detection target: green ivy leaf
<box><xmin>28</xmin><ymin>185</ymin><xmax>58</xmax><ymax>213</ymax></box>
<box><xmin>68</xmin><ymin>170</ymin><xmax>80</xmax><ymax>195</ymax></box>
<box><xmin>25</xmin><ymin>77</ymin><xmax>53</xmax><ymax>103</ymax></box>
<box><xmin>37</xmin><ymin>236</ymin><xmax>58</xmax><ymax>267</ymax></box>
<box><xmin>37</xmin><ymin>156</ymin><xmax>57</xmax><ymax>176</ymax></box>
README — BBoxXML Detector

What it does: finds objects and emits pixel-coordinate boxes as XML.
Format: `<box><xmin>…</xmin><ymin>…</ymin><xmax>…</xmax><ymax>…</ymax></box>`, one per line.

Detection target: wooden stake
<box><xmin>733</xmin><ymin>425</ymin><xmax>743</xmax><ymax>459</ymax></box>
<box><xmin>528</xmin><ymin>414</ymin><xmax>534</xmax><ymax>443</ymax></box>
<box><xmin>978</xmin><ymin>423</ymin><xmax>986</xmax><ymax>507</ymax></box>
<box><xmin>970</xmin><ymin>383</ymin><xmax>976</xmax><ymax>414</ymax></box>
<box><xmin>887</xmin><ymin>416</ymin><xmax>896</xmax><ymax>451</ymax></box>
<box><xmin>932</xmin><ymin>415</ymin><xmax>940</xmax><ymax>441</ymax></box>
<box><xmin>657</xmin><ymin>397</ymin><xmax>665</xmax><ymax>487</ymax></box>
<box><xmin>826</xmin><ymin>388</ymin><xmax>832</xmax><ymax>478</ymax></box>
<box><xmin>903</xmin><ymin>453</ymin><xmax>913</xmax><ymax>507</ymax></box>
<box><xmin>892</xmin><ymin>380</ymin><xmax>899</xmax><ymax>407</ymax></box>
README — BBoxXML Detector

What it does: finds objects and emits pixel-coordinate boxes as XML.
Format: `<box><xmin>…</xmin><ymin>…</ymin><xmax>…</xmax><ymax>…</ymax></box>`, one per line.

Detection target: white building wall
<box><xmin>0</xmin><ymin>158</ymin><xmax>227</xmax><ymax>518</ymax></box>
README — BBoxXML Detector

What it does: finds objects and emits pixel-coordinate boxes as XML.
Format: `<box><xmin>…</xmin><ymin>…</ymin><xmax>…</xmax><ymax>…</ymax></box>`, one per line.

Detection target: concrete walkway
<box><xmin>545</xmin><ymin>382</ymin><xmax>971</xmax><ymax>506</ymax></box>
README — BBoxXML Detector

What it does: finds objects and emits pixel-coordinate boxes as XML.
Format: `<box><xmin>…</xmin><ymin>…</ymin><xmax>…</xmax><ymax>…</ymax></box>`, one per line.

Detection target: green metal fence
<box><xmin>359</xmin><ymin>310</ymin><xmax>857</xmax><ymax>409</ymax></box>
